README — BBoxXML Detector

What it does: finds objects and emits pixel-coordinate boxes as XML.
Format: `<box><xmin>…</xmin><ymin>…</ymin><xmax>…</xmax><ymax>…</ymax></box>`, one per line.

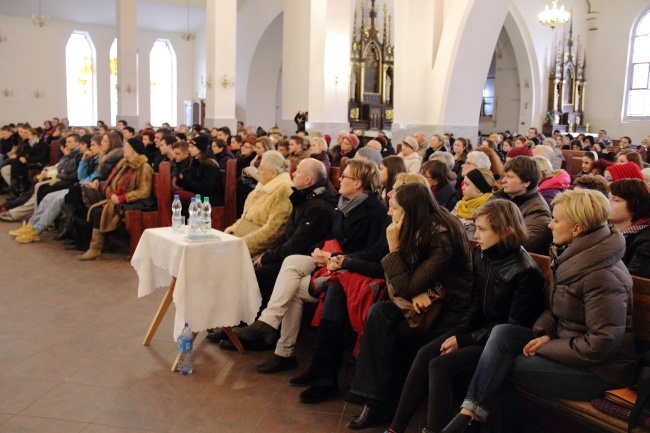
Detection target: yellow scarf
<box><xmin>455</xmin><ymin>193</ymin><xmax>493</xmax><ymax>219</ymax></box>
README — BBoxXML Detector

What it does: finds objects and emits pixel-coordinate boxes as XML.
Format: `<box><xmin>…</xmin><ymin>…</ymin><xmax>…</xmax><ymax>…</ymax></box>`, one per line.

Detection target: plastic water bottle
<box><xmin>200</xmin><ymin>197</ymin><xmax>211</xmax><ymax>235</ymax></box>
<box><xmin>177</xmin><ymin>322</ymin><xmax>193</xmax><ymax>375</ymax></box>
<box><xmin>188</xmin><ymin>197</ymin><xmax>199</xmax><ymax>236</ymax></box>
<box><xmin>171</xmin><ymin>195</ymin><xmax>183</xmax><ymax>233</ymax></box>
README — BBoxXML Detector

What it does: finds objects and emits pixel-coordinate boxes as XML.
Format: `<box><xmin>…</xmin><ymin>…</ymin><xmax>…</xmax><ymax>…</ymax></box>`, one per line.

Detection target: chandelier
<box><xmin>539</xmin><ymin>0</ymin><xmax>570</xmax><ymax>29</ymax></box>
<box><xmin>180</xmin><ymin>0</ymin><xmax>195</xmax><ymax>41</ymax></box>
<box><xmin>32</xmin><ymin>0</ymin><xmax>50</xmax><ymax>27</ymax></box>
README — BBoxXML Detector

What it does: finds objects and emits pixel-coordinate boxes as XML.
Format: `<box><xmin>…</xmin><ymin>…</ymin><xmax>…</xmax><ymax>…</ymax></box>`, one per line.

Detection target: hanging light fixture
<box><xmin>32</xmin><ymin>0</ymin><xmax>50</xmax><ymax>27</ymax></box>
<box><xmin>180</xmin><ymin>0</ymin><xmax>195</xmax><ymax>41</ymax></box>
<box><xmin>539</xmin><ymin>0</ymin><xmax>570</xmax><ymax>29</ymax></box>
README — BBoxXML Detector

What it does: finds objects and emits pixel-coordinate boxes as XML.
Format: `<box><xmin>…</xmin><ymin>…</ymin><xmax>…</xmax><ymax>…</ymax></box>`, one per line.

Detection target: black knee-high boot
<box><xmin>54</xmin><ymin>204</ymin><xmax>76</xmax><ymax>241</ymax></box>
<box><xmin>293</xmin><ymin>319</ymin><xmax>345</xmax><ymax>404</ymax></box>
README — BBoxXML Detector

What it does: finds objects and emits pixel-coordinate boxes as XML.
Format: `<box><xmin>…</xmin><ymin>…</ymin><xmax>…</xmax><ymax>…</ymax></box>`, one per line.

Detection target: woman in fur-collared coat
<box><xmin>225</xmin><ymin>151</ymin><xmax>293</xmax><ymax>260</ymax></box>
<box><xmin>80</xmin><ymin>137</ymin><xmax>152</xmax><ymax>261</ymax></box>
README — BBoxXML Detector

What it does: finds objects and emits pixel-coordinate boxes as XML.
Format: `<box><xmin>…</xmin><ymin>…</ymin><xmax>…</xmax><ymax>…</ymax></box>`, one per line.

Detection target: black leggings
<box><xmin>390</xmin><ymin>330</ymin><xmax>483</xmax><ymax>433</ymax></box>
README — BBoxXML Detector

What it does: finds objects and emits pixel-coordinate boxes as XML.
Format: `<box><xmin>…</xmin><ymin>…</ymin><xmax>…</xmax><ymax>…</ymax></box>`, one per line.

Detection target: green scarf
<box><xmin>455</xmin><ymin>192</ymin><xmax>492</xmax><ymax>219</ymax></box>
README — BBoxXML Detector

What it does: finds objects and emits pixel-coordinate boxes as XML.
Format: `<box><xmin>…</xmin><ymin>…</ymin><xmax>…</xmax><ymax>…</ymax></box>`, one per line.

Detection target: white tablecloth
<box><xmin>131</xmin><ymin>227</ymin><xmax>261</xmax><ymax>340</ymax></box>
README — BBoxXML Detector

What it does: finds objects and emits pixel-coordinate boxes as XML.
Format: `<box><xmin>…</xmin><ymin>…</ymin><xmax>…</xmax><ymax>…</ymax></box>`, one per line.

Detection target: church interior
<box><xmin>0</xmin><ymin>0</ymin><xmax>649</xmax><ymax>432</ymax></box>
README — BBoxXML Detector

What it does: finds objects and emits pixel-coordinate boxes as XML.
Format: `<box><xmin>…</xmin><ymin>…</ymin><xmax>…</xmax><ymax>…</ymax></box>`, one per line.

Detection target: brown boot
<box><xmin>79</xmin><ymin>229</ymin><xmax>104</xmax><ymax>261</ymax></box>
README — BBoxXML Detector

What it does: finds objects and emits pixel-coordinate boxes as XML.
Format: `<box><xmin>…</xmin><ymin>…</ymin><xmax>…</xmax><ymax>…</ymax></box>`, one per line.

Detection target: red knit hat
<box><xmin>345</xmin><ymin>134</ymin><xmax>360</xmax><ymax>149</ymax></box>
<box><xmin>324</xmin><ymin>134</ymin><xmax>331</xmax><ymax>145</ymax></box>
<box><xmin>606</xmin><ymin>161</ymin><xmax>644</xmax><ymax>181</ymax></box>
<box><xmin>506</xmin><ymin>146</ymin><xmax>533</xmax><ymax>158</ymax></box>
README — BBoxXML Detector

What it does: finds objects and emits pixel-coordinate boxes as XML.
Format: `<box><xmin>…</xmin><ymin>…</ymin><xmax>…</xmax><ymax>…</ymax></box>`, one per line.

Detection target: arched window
<box><xmin>626</xmin><ymin>9</ymin><xmax>650</xmax><ymax>119</ymax></box>
<box><xmin>66</xmin><ymin>32</ymin><xmax>96</xmax><ymax>126</ymax></box>
<box><xmin>149</xmin><ymin>40</ymin><xmax>177</xmax><ymax>127</ymax></box>
<box><xmin>110</xmin><ymin>39</ymin><xmax>118</xmax><ymax>127</ymax></box>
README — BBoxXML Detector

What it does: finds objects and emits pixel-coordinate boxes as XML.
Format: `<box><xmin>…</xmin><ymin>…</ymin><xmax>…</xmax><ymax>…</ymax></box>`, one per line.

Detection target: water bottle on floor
<box><xmin>188</xmin><ymin>198</ymin><xmax>199</xmax><ymax>236</ymax></box>
<box><xmin>171</xmin><ymin>195</ymin><xmax>183</xmax><ymax>233</ymax></box>
<box><xmin>177</xmin><ymin>322</ymin><xmax>193</xmax><ymax>375</ymax></box>
<box><xmin>200</xmin><ymin>197</ymin><xmax>211</xmax><ymax>235</ymax></box>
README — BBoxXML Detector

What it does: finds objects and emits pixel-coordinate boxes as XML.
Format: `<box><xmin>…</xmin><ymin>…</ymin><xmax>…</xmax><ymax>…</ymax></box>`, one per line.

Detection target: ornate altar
<box><xmin>543</xmin><ymin>18</ymin><xmax>587</xmax><ymax>135</ymax></box>
<box><xmin>348</xmin><ymin>0</ymin><xmax>394</xmax><ymax>131</ymax></box>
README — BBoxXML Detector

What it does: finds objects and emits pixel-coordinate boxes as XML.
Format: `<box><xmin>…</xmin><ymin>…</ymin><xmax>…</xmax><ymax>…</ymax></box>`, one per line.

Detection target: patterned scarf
<box><xmin>103</xmin><ymin>163</ymin><xmax>135</xmax><ymax>197</ymax></box>
<box><xmin>621</xmin><ymin>218</ymin><xmax>650</xmax><ymax>235</ymax></box>
<box><xmin>455</xmin><ymin>192</ymin><xmax>492</xmax><ymax>219</ymax></box>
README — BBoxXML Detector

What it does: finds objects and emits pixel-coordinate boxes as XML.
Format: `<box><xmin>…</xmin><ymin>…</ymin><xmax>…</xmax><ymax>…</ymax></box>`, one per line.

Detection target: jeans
<box><xmin>28</xmin><ymin>189</ymin><xmax>68</xmax><ymax>233</ymax></box>
<box><xmin>461</xmin><ymin>324</ymin><xmax>614</xmax><ymax>423</ymax></box>
<box><xmin>351</xmin><ymin>301</ymin><xmax>455</xmax><ymax>403</ymax></box>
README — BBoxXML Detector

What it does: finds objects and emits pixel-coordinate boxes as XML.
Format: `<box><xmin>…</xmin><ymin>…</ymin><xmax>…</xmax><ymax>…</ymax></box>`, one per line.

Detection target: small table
<box><xmin>131</xmin><ymin>227</ymin><xmax>261</xmax><ymax>371</ymax></box>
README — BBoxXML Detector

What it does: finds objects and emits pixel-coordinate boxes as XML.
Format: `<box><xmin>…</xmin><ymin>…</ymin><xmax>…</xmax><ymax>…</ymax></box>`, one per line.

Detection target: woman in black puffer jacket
<box><xmin>385</xmin><ymin>199</ymin><xmax>545</xmax><ymax>433</ymax></box>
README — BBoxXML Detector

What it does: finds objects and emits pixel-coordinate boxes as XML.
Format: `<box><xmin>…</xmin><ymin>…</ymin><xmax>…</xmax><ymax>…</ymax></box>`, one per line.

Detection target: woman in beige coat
<box><xmin>80</xmin><ymin>137</ymin><xmax>153</xmax><ymax>261</ymax></box>
<box><xmin>226</xmin><ymin>150</ymin><xmax>293</xmax><ymax>260</ymax></box>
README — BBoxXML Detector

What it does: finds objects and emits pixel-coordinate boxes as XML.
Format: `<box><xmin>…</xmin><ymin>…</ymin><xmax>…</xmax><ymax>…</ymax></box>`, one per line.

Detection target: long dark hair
<box><xmin>382</xmin><ymin>156</ymin><xmax>407</xmax><ymax>202</ymax></box>
<box><xmin>393</xmin><ymin>182</ymin><xmax>469</xmax><ymax>269</ymax></box>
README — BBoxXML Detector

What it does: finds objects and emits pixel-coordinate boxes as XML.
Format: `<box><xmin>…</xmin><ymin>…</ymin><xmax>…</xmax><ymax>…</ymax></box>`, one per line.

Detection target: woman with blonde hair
<box><xmin>309</xmin><ymin>136</ymin><xmax>331</xmax><ymax>178</ymax></box>
<box><xmin>226</xmin><ymin>150</ymin><xmax>293</xmax><ymax>260</ymax></box>
<box><xmin>452</xmin><ymin>168</ymin><xmax>499</xmax><ymax>240</ymax></box>
<box><xmin>438</xmin><ymin>189</ymin><xmax>635</xmax><ymax>433</ymax></box>
<box><xmin>534</xmin><ymin>155</ymin><xmax>570</xmax><ymax>210</ymax></box>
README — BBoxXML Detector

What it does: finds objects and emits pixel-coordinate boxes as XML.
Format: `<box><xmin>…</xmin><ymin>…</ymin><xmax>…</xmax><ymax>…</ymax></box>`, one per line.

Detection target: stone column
<box><xmin>116</xmin><ymin>0</ymin><xmax>139</xmax><ymax>128</ymax></box>
<box><xmin>281</xmin><ymin>0</ymin><xmax>352</xmax><ymax>136</ymax></box>
<box><xmin>204</xmin><ymin>0</ymin><xmax>237</xmax><ymax>131</ymax></box>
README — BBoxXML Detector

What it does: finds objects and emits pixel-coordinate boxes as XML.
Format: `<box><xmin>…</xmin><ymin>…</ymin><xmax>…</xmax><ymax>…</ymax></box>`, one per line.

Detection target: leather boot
<box><xmin>347</xmin><ymin>400</ymin><xmax>393</xmax><ymax>429</ymax></box>
<box><xmin>54</xmin><ymin>204</ymin><xmax>76</xmax><ymax>241</ymax></box>
<box><xmin>437</xmin><ymin>413</ymin><xmax>480</xmax><ymax>433</ymax></box>
<box><xmin>79</xmin><ymin>229</ymin><xmax>103</xmax><ymax>261</ymax></box>
<box><xmin>8</xmin><ymin>179</ymin><xmax>19</xmax><ymax>199</ymax></box>
<box><xmin>296</xmin><ymin>320</ymin><xmax>345</xmax><ymax>403</ymax></box>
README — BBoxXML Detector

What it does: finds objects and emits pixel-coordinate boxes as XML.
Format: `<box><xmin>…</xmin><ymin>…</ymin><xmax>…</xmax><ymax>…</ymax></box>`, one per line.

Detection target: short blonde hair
<box><xmin>346</xmin><ymin>158</ymin><xmax>382</xmax><ymax>193</ymax></box>
<box><xmin>261</xmin><ymin>150</ymin><xmax>290</xmax><ymax>174</ymax></box>
<box><xmin>551</xmin><ymin>189</ymin><xmax>610</xmax><ymax>233</ymax></box>
<box><xmin>393</xmin><ymin>172</ymin><xmax>430</xmax><ymax>189</ymax></box>
<box><xmin>311</xmin><ymin>137</ymin><xmax>328</xmax><ymax>153</ymax></box>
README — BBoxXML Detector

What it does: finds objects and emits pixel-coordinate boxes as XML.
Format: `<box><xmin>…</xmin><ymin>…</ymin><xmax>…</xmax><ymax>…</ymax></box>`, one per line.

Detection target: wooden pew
<box><xmin>124</xmin><ymin>158</ymin><xmax>237</xmax><ymax>254</ymax></box>
<box><xmin>517</xmin><ymin>253</ymin><xmax>650</xmax><ymax>433</ymax></box>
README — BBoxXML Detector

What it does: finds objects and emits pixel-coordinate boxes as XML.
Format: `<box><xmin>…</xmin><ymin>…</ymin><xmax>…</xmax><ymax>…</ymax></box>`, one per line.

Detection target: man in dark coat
<box><xmin>211</xmin><ymin>159</ymin><xmax>338</xmax><ymax>349</ymax></box>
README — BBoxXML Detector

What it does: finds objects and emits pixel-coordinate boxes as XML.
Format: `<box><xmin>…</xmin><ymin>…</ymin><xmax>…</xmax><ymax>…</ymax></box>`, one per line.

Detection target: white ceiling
<box><xmin>0</xmin><ymin>0</ymin><xmax>207</xmax><ymax>32</ymax></box>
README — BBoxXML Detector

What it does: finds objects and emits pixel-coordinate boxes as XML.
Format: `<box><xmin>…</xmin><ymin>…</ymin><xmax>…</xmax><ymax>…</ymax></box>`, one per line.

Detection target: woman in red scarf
<box><xmin>79</xmin><ymin>137</ymin><xmax>152</xmax><ymax>261</ymax></box>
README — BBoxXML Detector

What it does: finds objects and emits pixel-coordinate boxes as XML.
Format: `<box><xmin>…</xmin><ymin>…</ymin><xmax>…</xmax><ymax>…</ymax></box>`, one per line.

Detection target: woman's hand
<box><xmin>411</xmin><ymin>292</ymin><xmax>432</xmax><ymax>314</ymax></box>
<box><xmin>386</xmin><ymin>214</ymin><xmax>403</xmax><ymax>252</ymax></box>
<box><xmin>327</xmin><ymin>255</ymin><xmax>345</xmax><ymax>272</ymax></box>
<box><xmin>311</xmin><ymin>248</ymin><xmax>332</xmax><ymax>267</ymax></box>
<box><xmin>440</xmin><ymin>336</ymin><xmax>458</xmax><ymax>355</ymax></box>
<box><xmin>523</xmin><ymin>335</ymin><xmax>551</xmax><ymax>357</ymax></box>
<box><xmin>110</xmin><ymin>194</ymin><xmax>120</xmax><ymax>204</ymax></box>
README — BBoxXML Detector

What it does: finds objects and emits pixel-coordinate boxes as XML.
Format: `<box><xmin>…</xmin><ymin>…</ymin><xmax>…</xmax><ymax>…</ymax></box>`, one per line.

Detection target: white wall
<box><xmin>586</xmin><ymin>1</ymin><xmax>650</xmax><ymax>142</ymax></box>
<box><xmin>479</xmin><ymin>28</ymin><xmax>520</xmax><ymax>135</ymax></box>
<box><xmin>0</xmin><ymin>14</ymin><xmax>195</xmax><ymax>128</ymax></box>
<box><xmin>235</xmin><ymin>0</ymin><xmax>284</xmax><ymax>127</ymax></box>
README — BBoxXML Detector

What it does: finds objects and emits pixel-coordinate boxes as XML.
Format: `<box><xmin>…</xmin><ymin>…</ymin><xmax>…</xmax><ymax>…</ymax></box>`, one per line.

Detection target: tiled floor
<box><xmin>0</xmin><ymin>208</ymin><xmax>426</xmax><ymax>433</ymax></box>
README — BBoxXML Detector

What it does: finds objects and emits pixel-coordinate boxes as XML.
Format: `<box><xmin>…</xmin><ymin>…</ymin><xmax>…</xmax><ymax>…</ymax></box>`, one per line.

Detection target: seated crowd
<box><xmin>3</xmin><ymin>118</ymin><xmax>650</xmax><ymax>433</ymax></box>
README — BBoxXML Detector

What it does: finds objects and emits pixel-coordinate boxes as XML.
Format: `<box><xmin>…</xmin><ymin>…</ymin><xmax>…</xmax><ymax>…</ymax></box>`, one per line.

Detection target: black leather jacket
<box><xmin>454</xmin><ymin>245</ymin><xmax>545</xmax><ymax>348</ymax></box>
<box><xmin>623</xmin><ymin>226</ymin><xmax>650</xmax><ymax>279</ymax></box>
